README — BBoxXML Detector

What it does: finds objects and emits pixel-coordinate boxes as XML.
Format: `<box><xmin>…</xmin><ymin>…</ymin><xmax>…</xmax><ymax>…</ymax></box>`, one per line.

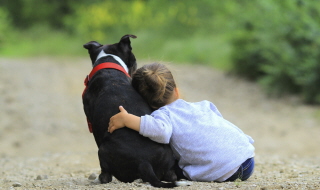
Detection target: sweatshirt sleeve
<box><xmin>246</xmin><ymin>134</ymin><xmax>255</xmax><ymax>144</ymax></box>
<box><xmin>139</xmin><ymin>109</ymin><xmax>173</xmax><ymax>144</ymax></box>
<box><xmin>208</xmin><ymin>101</ymin><xmax>223</xmax><ymax>118</ymax></box>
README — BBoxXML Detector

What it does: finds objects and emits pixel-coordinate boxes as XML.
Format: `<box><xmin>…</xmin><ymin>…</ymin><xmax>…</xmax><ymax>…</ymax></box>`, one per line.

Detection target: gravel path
<box><xmin>0</xmin><ymin>57</ymin><xmax>319</xmax><ymax>189</ymax></box>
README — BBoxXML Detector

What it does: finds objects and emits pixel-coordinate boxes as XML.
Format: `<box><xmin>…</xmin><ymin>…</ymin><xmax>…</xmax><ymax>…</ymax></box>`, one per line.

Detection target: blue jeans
<box><xmin>224</xmin><ymin>157</ymin><xmax>254</xmax><ymax>182</ymax></box>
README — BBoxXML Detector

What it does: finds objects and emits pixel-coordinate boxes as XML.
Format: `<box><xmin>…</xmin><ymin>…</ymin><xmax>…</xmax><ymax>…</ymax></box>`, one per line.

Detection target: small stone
<box><xmin>12</xmin><ymin>182</ymin><xmax>22</xmax><ymax>187</ymax></box>
<box><xmin>36</xmin><ymin>175</ymin><xmax>48</xmax><ymax>180</ymax></box>
<box><xmin>88</xmin><ymin>173</ymin><xmax>97</xmax><ymax>180</ymax></box>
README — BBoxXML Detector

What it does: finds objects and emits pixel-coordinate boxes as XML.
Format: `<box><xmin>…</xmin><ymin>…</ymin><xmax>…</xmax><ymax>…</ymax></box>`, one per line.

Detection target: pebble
<box><xmin>12</xmin><ymin>182</ymin><xmax>22</xmax><ymax>187</ymax></box>
<box><xmin>88</xmin><ymin>173</ymin><xmax>97</xmax><ymax>180</ymax></box>
<box><xmin>36</xmin><ymin>175</ymin><xmax>48</xmax><ymax>180</ymax></box>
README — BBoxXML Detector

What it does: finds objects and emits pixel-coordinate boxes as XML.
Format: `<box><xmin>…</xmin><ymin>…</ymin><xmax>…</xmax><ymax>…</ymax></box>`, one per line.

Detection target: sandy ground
<box><xmin>0</xmin><ymin>57</ymin><xmax>319</xmax><ymax>190</ymax></box>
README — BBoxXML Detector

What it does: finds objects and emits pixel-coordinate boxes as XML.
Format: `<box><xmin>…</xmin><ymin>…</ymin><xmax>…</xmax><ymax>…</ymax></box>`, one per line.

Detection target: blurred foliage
<box><xmin>65</xmin><ymin>0</ymin><xmax>234</xmax><ymax>39</ymax></box>
<box><xmin>231</xmin><ymin>0</ymin><xmax>320</xmax><ymax>104</ymax></box>
<box><xmin>0</xmin><ymin>7</ymin><xmax>12</xmax><ymax>49</ymax></box>
<box><xmin>0</xmin><ymin>0</ymin><xmax>319</xmax><ymax>104</ymax></box>
<box><xmin>63</xmin><ymin>0</ymin><xmax>244</xmax><ymax>69</ymax></box>
<box><xmin>0</xmin><ymin>0</ymin><xmax>77</xmax><ymax>29</ymax></box>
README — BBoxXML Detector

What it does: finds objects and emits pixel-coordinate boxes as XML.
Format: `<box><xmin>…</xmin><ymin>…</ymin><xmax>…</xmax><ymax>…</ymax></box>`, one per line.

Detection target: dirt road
<box><xmin>0</xmin><ymin>57</ymin><xmax>319</xmax><ymax>189</ymax></box>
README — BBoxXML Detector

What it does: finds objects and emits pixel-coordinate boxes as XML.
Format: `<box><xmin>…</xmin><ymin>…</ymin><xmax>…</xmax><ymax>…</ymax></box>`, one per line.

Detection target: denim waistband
<box><xmin>224</xmin><ymin>157</ymin><xmax>255</xmax><ymax>182</ymax></box>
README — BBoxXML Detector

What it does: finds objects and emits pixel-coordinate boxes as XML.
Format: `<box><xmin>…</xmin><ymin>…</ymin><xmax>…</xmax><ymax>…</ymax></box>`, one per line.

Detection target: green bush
<box><xmin>63</xmin><ymin>0</ymin><xmax>236</xmax><ymax>69</ymax></box>
<box><xmin>231</xmin><ymin>0</ymin><xmax>320</xmax><ymax>104</ymax></box>
<box><xmin>0</xmin><ymin>7</ymin><xmax>12</xmax><ymax>48</ymax></box>
<box><xmin>64</xmin><ymin>0</ymin><xmax>217</xmax><ymax>41</ymax></box>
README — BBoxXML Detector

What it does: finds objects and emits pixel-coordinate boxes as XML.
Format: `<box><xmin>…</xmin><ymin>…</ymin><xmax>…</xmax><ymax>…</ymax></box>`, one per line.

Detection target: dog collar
<box><xmin>84</xmin><ymin>62</ymin><xmax>131</xmax><ymax>88</ymax></box>
<box><xmin>96</xmin><ymin>50</ymin><xmax>129</xmax><ymax>73</ymax></box>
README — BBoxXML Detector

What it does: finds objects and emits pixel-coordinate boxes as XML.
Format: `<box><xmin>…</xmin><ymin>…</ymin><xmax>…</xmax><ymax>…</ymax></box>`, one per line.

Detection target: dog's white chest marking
<box><xmin>96</xmin><ymin>50</ymin><xmax>129</xmax><ymax>73</ymax></box>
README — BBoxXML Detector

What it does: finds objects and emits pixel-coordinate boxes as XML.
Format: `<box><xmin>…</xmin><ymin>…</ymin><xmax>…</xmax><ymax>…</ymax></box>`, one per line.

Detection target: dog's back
<box><xmin>82</xmin><ymin>35</ymin><xmax>177</xmax><ymax>188</ymax></box>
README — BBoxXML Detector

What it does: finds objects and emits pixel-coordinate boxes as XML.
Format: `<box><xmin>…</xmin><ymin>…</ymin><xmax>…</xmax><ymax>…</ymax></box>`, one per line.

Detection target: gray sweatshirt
<box><xmin>140</xmin><ymin>99</ymin><xmax>255</xmax><ymax>182</ymax></box>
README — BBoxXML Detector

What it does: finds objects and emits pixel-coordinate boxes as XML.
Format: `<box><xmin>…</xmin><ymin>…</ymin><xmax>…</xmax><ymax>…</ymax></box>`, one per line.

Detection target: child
<box><xmin>108</xmin><ymin>63</ymin><xmax>255</xmax><ymax>182</ymax></box>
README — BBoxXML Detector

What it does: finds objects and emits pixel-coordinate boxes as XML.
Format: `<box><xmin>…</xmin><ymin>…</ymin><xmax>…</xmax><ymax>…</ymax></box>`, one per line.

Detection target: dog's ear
<box><xmin>118</xmin><ymin>35</ymin><xmax>137</xmax><ymax>51</ymax></box>
<box><xmin>83</xmin><ymin>41</ymin><xmax>102</xmax><ymax>50</ymax></box>
<box><xmin>83</xmin><ymin>41</ymin><xmax>103</xmax><ymax>64</ymax></box>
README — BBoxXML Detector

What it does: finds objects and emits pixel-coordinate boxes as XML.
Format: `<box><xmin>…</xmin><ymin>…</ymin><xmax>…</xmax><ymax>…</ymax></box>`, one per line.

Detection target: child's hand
<box><xmin>108</xmin><ymin>106</ymin><xmax>128</xmax><ymax>133</ymax></box>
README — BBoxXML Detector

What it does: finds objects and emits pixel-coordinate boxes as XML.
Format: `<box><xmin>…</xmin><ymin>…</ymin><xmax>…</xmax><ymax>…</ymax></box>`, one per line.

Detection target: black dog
<box><xmin>82</xmin><ymin>35</ymin><xmax>177</xmax><ymax>188</ymax></box>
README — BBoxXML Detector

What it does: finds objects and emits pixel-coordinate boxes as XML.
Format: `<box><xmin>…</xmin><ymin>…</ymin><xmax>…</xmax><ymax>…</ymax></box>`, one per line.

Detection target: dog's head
<box><xmin>83</xmin><ymin>34</ymin><xmax>137</xmax><ymax>75</ymax></box>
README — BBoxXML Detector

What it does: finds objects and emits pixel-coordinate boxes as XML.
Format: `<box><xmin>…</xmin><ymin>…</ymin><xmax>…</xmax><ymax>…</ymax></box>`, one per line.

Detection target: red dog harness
<box><xmin>82</xmin><ymin>62</ymin><xmax>130</xmax><ymax>133</ymax></box>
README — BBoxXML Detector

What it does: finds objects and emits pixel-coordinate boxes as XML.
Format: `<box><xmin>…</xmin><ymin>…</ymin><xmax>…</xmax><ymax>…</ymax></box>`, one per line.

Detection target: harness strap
<box><xmin>82</xmin><ymin>62</ymin><xmax>130</xmax><ymax>133</ymax></box>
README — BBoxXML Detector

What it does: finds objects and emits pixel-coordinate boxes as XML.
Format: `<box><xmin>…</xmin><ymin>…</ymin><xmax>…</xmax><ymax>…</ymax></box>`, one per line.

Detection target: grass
<box><xmin>314</xmin><ymin>110</ymin><xmax>320</xmax><ymax>122</ymax></box>
<box><xmin>0</xmin><ymin>27</ymin><xmax>233</xmax><ymax>71</ymax></box>
<box><xmin>133</xmin><ymin>31</ymin><xmax>233</xmax><ymax>71</ymax></box>
<box><xmin>0</xmin><ymin>26</ymin><xmax>84</xmax><ymax>58</ymax></box>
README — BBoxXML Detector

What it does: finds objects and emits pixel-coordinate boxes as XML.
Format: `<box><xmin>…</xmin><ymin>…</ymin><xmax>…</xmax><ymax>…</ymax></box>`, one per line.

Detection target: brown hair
<box><xmin>132</xmin><ymin>63</ymin><xmax>176</xmax><ymax>110</ymax></box>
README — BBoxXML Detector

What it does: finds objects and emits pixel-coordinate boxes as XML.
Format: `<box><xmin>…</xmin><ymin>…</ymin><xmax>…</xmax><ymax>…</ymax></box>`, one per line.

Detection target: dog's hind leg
<box><xmin>173</xmin><ymin>159</ymin><xmax>188</xmax><ymax>180</ymax></box>
<box><xmin>98</xmin><ymin>158</ymin><xmax>112</xmax><ymax>183</ymax></box>
<box><xmin>162</xmin><ymin>169</ymin><xmax>177</xmax><ymax>183</ymax></box>
<box><xmin>138</xmin><ymin>162</ymin><xmax>176</xmax><ymax>188</ymax></box>
<box><xmin>98</xmin><ymin>146</ymin><xmax>112</xmax><ymax>183</ymax></box>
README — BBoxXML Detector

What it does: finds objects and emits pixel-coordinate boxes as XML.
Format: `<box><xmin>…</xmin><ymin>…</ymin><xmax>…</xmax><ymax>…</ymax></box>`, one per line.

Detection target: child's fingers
<box><xmin>108</xmin><ymin>118</ymin><xmax>112</xmax><ymax>127</ymax></box>
<box><xmin>108</xmin><ymin>124</ymin><xmax>115</xmax><ymax>133</ymax></box>
<box><xmin>119</xmin><ymin>106</ymin><xmax>128</xmax><ymax>114</ymax></box>
<box><xmin>108</xmin><ymin>119</ymin><xmax>113</xmax><ymax>133</ymax></box>
<box><xmin>108</xmin><ymin>123</ymin><xmax>111</xmax><ymax>133</ymax></box>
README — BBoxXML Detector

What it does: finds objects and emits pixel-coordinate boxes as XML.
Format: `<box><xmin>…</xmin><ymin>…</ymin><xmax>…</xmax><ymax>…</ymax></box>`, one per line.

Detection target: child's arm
<box><xmin>109</xmin><ymin>106</ymin><xmax>173</xmax><ymax>144</ymax></box>
<box><xmin>108</xmin><ymin>106</ymin><xmax>141</xmax><ymax>133</ymax></box>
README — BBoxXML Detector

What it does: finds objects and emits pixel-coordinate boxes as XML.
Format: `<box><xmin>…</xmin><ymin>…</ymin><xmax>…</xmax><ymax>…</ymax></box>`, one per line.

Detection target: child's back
<box><xmin>140</xmin><ymin>99</ymin><xmax>255</xmax><ymax>181</ymax></box>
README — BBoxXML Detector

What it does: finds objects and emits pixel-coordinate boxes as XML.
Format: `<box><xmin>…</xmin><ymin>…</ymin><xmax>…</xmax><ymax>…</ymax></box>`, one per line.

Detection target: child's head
<box><xmin>132</xmin><ymin>63</ymin><xmax>177</xmax><ymax>110</ymax></box>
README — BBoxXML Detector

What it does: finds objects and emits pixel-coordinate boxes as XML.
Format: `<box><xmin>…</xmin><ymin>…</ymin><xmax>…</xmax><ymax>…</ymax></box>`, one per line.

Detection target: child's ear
<box><xmin>174</xmin><ymin>88</ymin><xmax>180</xmax><ymax>99</ymax></box>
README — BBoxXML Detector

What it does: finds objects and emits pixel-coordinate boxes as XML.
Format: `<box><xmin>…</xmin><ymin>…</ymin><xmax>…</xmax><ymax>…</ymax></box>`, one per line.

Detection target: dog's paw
<box><xmin>175</xmin><ymin>180</ymin><xmax>193</xmax><ymax>186</ymax></box>
<box><xmin>99</xmin><ymin>173</ymin><xmax>112</xmax><ymax>184</ymax></box>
